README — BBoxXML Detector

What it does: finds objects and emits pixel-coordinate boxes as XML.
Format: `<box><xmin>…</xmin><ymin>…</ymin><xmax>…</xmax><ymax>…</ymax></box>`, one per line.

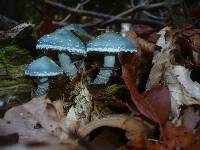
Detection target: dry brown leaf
<box><xmin>0</xmin><ymin>133</ymin><xmax>19</xmax><ymax>146</ymax></box>
<box><xmin>161</xmin><ymin>122</ymin><xmax>200</xmax><ymax>150</ymax></box>
<box><xmin>66</xmin><ymin>80</ymin><xmax>93</xmax><ymax>128</ymax></box>
<box><xmin>0</xmin><ymin>103</ymin><xmax>59</xmax><ymax>144</ymax></box>
<box><xmin>1</xmin><ymin>144</ymin><xmax>86</xmax><ymax>150</ymax></box>
<box><xmin>0</xmin><ymin>95</ymin><xmax>81</xmax><ymax>145</ymax></box>
<box><xmin>127</xmin><ymin>135</ymin><xmax>147</xmax><ymax>150</ymax></box>
<box><xmin>165</xmin><ymin>66</ymin><xmax>200</xmax><ymax>116</ymax></box>
<box><xmin>90</xmin><ymin>128</ymin><xmax>126</xmax><ymax>150</ymax></box>
<box><xmin>121</xmin><ymin>60</ymin><xmax>171</xmax><ymax>125</ymax></box>
<box><xmin>23</xmin><ymin>96</ymin><xmax>70</xmax><ymax>142</ymax></box>
<box><xmin>78</xmin><ymin>114</ymin><xmax>152</xmax><ymax>141</ymax></box>
<box><xmin>127</xmin><ymin>31</ymin><xmax>156</xmax><ymax>53</ymax></box>
<box><xmin>130</xmin><ymin>24</ymin><xmax>154</xmax><ymax>37</ymax></box>
<box><xmin>190</xmin><ymin>34</ymin><xmax>200</xmax><ymax>66</ymax></box>
<box><xmin>146</xmin><ymin>142</ymin><xmax>164</xmax><ymax>150</ymax></box>
<box><xmin>180</xmin><ymin>107</ymin><xmax>200</xmax><ymax>131</ymax></box>
<box><xmin>147</xmin><ymin>27</ymin><xmax>200</xmax><ymax>118</ymax></box>
<box><xmin>145</xmin><ymin>27</ymin><xmax>172</xmax><ymax>89</ymax></box>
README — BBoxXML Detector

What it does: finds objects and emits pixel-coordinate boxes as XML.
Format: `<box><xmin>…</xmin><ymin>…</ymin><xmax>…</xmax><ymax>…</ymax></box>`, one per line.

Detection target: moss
<box><xmin>0</xmin><ymin>45</ymin><xmax>31</xmax><ymax>78</ymax></box>
<box><xmin>103</xmin><ymin>84</ymin><xmax>123</xmax><ymax>97</ymax></box>
<box><xmin>0</xmin><ymin>79</ymin><xmax>33</xmax><ymax>96</ymax></box>
<box><xmin>0</xmin><ymin>45</ymin><xmax>34</xmax><ymax>96</ymax></box>
<box><xmin>6</xmin><ymin>64</ymin><xmax>27</xmax><ymax>78</ymax></box>
<box><xmin>0</xmin><ymin>45</ymin><xmax>30</xmax><ymax>64</ymax></box>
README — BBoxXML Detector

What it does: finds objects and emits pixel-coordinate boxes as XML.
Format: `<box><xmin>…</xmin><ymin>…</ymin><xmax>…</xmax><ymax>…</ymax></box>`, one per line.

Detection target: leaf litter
<box><xmin>1</xmin><ymin>25</ymin><xmax>200</xmax><ymax>150</ymax></box>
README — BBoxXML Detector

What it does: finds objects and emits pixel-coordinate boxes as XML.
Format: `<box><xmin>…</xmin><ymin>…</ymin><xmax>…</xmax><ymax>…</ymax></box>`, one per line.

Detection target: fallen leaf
<box><xmin>181</xmin><ymin>107</ymin><xmax>200</xmax><ymax>131</ymax></box>
<box><xmin>78</xmin><ymin>114</ymin><xmax>152</xmax><ymax>141</ymax></box>
<box><xmin>67</xmin><ymin>80</ymin><xmax>93</xmax><ymax>127</ymax></box>
<box><xmin>23</xmin><ymin>96</ymin><xmax>67</xmax><ymax>140</ymax></box>
<box><xmin>127</xmin><ymin>31</ymin><xmax>156</xmax><ymax>53</ymax></box>
<box><xmin>146</xmin><ymin>27</ymin><xmax>200</xmax><ymax>118</ymax></box>
<box><xmin>130</xmin><ymin>24</ymin><xmax>154</xmax><ymax>37</ymax></box>
<box><xmin>90</xmin><ymin>128</ymin><xmax>126</xmax><ymax>150</ymax></box>
<box><xmin>127</xmin><ymin>135</ymin><xmax>147</xmax><ymax>150</ymax></box>
<box><xmin>191</xmin><ymin>6</ymin><xmax>200</xmax><ymax>19</ymax></box>
<box><xmin>0</xmin><ymin>133</ymin><xmax>18</xmax><ymax>146</ymax></box>
<box><xmin>156</xmin><ymin>27</ymin><xmax>171</xmax><ymax>48</ymax></box>
<box><xmin>148</xmin><ymin>32</ymin><xmax>160</xmax><ymax>43</ymax></box>
<box><xmin>0</xmin><ymin>95</ymin><xmax>83</xmax><ymax>145</ymax></box>
<box><xmin>143</xmin><ymin>85</ymin><xmax>171</xmax><ymax>125</ymax></box>
<box><xmin>165</xmin><ymin>65</ymin><xmax>200</xmax><ymax>117</ymax></box>
<box><xmin>0</xmin><ymin>103</ymin><xmax>59</xmax><ymax>144</ymax></box>
<box><xmin>122</xmin><ymin>64</ymin><xmax>171</xmax><ymax>125</ymax></box>
<box><xmin>146</xmin><ymin>141</ymin><xmax>164</xmax><ymax>150</ymax></box>
<box><xmin>189</xmin><ymin>34</ymin><xmax>200</xmax><ymax>66</ymax></box>
<box><xmin>161</xmin><ymin>122</ymin><xmax>200</xmax><ymax>150</ymax></box>
<box><xmin>1</xmin><ymin>144</ymin><xmax>86</xmax><ymax>150</ymax></box>
<box><xmin>189</xmin><ymin>143</ymin><xmax>200</xmax><ymax>150</ymax></box>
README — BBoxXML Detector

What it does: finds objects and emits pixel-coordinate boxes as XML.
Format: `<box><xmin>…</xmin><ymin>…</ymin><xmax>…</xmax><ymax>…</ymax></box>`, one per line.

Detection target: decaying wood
<box><xmin>0</xmin><ymin>23</ymin><xmax>34</xmax><ymax>44</ymax></box>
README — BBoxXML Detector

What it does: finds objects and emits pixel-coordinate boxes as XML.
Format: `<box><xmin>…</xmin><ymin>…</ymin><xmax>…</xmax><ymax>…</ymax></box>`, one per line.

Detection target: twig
<box><xmin>44</xmin><ymin>0</ymin><xmax>126</xmax><ymax>21</ymax></box>
<box><xmin>44</xmin><ymin>0</ymin><xmax>164</xmax><ymax>28</ymax></box>
<box><xmin>101</xmin><ymin>1</ymin><xmax>172</xmax><ymax>25</ymax></box>
<box><xmin>53</xmin><ymin>19</ymin><xmax>101</xmax><ymax>28</ymax></box>
<box><xmin>60</xmin><ymin>0</ymin><xmax>90</xmax><ymax>23</ymax></box>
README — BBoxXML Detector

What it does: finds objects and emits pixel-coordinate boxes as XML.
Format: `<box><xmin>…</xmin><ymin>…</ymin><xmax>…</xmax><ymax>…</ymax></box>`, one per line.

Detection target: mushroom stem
<box><xmin>34</xmin><ymin>77</ymin><xmax>49</xmax><ymax>97</ymax></box>
<box><xmin>58</xmin><ymin>52</ymin><xmax>78</xmax><ymax>80</ymax></box>
<box><xmin>89</xmin><ymin>55</ymin><xmax>115</xmax><ymax>84</ymax></box>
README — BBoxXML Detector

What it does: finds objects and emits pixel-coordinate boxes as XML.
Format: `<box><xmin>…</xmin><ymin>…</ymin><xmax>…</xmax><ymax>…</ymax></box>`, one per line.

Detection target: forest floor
<box><xmin>0</xmin><ymin>21</ymin><xmax>200</xmax><ymax>150</ymax></box>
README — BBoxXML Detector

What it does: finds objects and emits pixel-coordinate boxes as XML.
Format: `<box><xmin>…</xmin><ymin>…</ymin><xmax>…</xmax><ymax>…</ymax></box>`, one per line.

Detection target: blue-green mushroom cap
<box><xmin>62</xmin><ymin>24</ymin><xmax>92</xmax><ymax>39</ymax></box>
<box><xmin>87</xmin><ymin>32</ymin><xmax>136</xmax><ymax>53</ymax></box>
<box><xmin>36</xmin><ymin>30</ymin><xmax>86</xmax><ymax>55</ymax></box>
<box><xmin>25</xmin><ymin>56</ymin><xmax>63</xmax><ymax>77</ymax></box>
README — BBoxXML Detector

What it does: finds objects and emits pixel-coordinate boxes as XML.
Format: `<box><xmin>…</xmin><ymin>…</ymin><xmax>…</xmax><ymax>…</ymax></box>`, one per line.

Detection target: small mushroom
<box><xmin>87</xmin><ymin>32</ymin><xmax>136</xmax><ymax>84</ymax></box>
<box><xmin>36</xmin><ymin>28</ymin><xmax>86</xmax><ymax>80</ymax></box>
<box><xmin>25</xmin><ymin>56</ymin><xmax>63</xmax><ymax>97</ymax></box>
<box><xmin>63</xmin><ymin>24</ymin><xmax>93</xmax><ymax>40</ymax></box>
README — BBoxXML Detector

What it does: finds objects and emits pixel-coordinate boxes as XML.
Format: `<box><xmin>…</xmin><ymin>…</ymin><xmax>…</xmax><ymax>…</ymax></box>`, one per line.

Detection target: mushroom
<box><xmin>63</xmin><ymin>24</ymin><xmax>93</xmax><ymax>40</ymax></box>
<box><xmin>25</xmin><ymin>56</ymin><xmax>63</xmax><ymax>97</ymax></box>
<box><xmin>36</xmin><ymin>28</ymin><xmax>86</xmax><ymax>80</ymax></box>
<box><xmin>87</xmin><ymin>32</ymin><xmax>136</xmax><ymax>84</ymax></box>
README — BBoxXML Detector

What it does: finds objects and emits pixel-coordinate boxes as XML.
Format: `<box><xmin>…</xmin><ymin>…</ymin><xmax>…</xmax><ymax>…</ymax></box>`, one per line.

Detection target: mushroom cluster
<box><xmin>36</xmin><ymin>28</ymin><xmax>86</xmax><ymax>80</ymax></box>
<box><xmin>25</xmin><ymin>24</ymin><xmax>136</xmax><ymax>97</ymax></box>
<box><xmin>25</xmin><ymin>24</ymin><xmax>90</xmax><ymax>97</ymax></box>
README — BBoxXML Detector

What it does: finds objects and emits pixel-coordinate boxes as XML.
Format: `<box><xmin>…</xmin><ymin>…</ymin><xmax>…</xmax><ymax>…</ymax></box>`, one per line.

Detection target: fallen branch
<box><xmin>101</xmin><ymin>2</ymin><xmax>169</xmax><ymax>25</ymax></box>
<box><xmin>44</xmin><ymin>0</ymin><xmax>164</xmax><ymax>28</ymax></box>
<box><xmin>44</xmin><ymin>0</ymin><xmax>126</xmax><ymax>21</ymax></box>
<box><xmin>59</xmin><ymin>0</ymin><xmax>90</xmax><ymax>23</ymax></box>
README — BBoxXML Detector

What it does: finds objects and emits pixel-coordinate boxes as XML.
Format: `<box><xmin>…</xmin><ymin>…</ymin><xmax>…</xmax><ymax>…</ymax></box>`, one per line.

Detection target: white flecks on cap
<box><xmin>87</xmin><ymin>32</ymin><xmax>136</xmax><ymax>53</ymax></box>
<box><xmin>36</xmin><ymin>30</ymin><xmax>86</xmax><ymax>55</ymax></box>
